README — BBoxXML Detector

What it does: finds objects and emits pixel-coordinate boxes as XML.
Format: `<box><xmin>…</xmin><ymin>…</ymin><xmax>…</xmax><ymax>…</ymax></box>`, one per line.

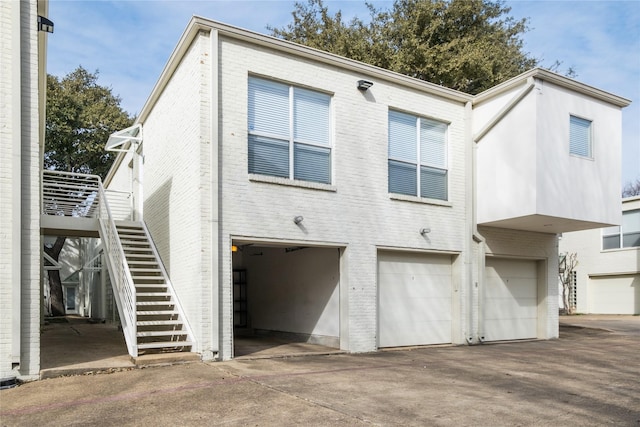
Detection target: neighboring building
<box><xmin>0</xmin><ymin>13</ymin><xmax>632</xmax><ymax>381</ymax></box>
<box><xmin>559</xmin><ymin>197</ymin><xmax>640</xmax><ymax>314</ymax></box>
<box><xmin>0</xmin><ymin>0</ymin><xmax>51</xmax><ymax>383</ymax></box>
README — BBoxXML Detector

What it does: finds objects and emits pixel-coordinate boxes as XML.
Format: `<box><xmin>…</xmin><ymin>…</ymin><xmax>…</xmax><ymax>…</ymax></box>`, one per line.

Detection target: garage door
<box><xmin>484</xmin><ymin>258</ymin><xmax>537</xmax><ymax>341</ymax></box>
<box><xmin>588</xmin><ymin>276</ymin><xmax>639</xmax><ymax>314</ymax></box>
<box><xmin>378</xmin><ymin>251</ymin><xmax>452</xmax><ymax>347</ymax></box>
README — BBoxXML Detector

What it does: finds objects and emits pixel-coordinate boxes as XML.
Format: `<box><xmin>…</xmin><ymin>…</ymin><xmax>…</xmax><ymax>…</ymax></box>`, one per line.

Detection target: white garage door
<box><xmin>484</xmin><ymin>258</ymin><xmax>537</xmax><ymax>341</ymax></box>
<box><xmin>378</xmin><ymin>251</ymin><xmax>452</xmax><ymax>347</ymax></box>
<box><xmin>588</xmin><ymin>276</ymin><xmax>639</xmax><ymax>314</ymax></box>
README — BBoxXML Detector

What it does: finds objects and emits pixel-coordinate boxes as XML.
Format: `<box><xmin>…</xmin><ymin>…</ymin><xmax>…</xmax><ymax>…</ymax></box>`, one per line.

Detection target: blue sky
<box><xmin>47</xmin><ymin>0</ymin><xmax>639</xmax><ymax>186</ymax></box>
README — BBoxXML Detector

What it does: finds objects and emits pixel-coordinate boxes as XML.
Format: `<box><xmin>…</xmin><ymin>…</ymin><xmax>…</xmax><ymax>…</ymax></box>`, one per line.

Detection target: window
<box><xmin>388</xmin><ymin>110</ymin><xmax>448</xmax><ymax>200</ymax></box>
<box><xmin>602</xmin><ymin>209</ymin><xmax>640</xmax><ymax>250</ymax></box>
<box><xmin>569</xmin><ymin>115</ymin><xmax>592</xmax><ymax>158</ymax></box>
<box><xmin>248</xmin><ymin>77</ymin><xmax>331</xmax><ymax>184</ymax></box>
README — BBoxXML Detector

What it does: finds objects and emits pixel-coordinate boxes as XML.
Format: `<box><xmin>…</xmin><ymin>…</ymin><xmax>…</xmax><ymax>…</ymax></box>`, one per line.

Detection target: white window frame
<box><xmin>569</xmin><ymin>114</ymin><xmax>593</xmax><ymax>159</ymax></box>
<box><xmin>602</xmin><ymin>209</ymin><xmax>640</xmax><ymax>250</ymax></box>
<box><xmin>248</xmin><ymin>76</ymin><xmax>332</xmax><ymax>184</ymax></box>
<box><xmin>388</xmin><ymin>110</ymin><xmax>449</xmax><ymax>201</ymax></box>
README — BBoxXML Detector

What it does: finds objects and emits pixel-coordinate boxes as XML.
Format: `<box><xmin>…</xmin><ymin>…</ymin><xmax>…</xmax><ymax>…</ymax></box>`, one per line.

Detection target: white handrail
<box><xmin>97</xmin><ymin>181</ymin><xmax>139</xmax><ymax>357</ymax></box>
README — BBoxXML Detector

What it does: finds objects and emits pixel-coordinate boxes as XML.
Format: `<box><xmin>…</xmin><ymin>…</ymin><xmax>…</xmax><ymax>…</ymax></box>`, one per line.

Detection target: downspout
<box><xmin>464</xmin><ymin>101</ymin><xmax>475</xmax><ymax>345</ymax></box>
<box><xmin>208</xmin><ymin>28</ymin><xmax>220</xmax><ymax>361</ymax></box>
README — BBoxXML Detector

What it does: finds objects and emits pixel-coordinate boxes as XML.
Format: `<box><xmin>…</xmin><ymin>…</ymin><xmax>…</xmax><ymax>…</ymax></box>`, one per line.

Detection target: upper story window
<box><xmin>388</xmin><ymin>110</ymin><xmax>448</xmax><ymax>201</ymax></box>
<box><xmin>602</xmin><ymin>209</ymin><xmax>640</xmax><ymax>250</ymax></box>
<box><xmin>569</xmin><ymin>115</ymin><xmax>592</xmax><ymax>158</ymax></box>
<box><xmin>248</xmin><ymin>76</ymin><xmax>331</xmax><ymax>184</ymax></box>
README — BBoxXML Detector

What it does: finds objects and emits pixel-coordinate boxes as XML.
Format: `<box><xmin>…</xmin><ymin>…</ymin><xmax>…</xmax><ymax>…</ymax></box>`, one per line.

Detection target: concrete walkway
<box><xmin>2</xmin><ymin>317</ymin><xmax>639</xmax><ymax>426</ymax></box>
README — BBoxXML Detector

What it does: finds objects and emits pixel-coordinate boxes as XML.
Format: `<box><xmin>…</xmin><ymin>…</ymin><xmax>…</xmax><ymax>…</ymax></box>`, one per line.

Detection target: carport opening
<box><xmin>232</xmin><ymin>242</ymin><xmax>341</xmax><ymax>358</ymax></box>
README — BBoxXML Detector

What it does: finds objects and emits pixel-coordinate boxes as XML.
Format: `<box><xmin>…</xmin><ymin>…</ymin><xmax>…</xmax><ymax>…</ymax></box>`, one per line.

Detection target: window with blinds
<box><xmin>248</xmin><ymin>77</ymin><xmax>331</xmax><ymax>184</ymax></box>
<box><xmin>569</xmin><ymin>115</ymin><xmax>592</xmax><ymax>158</ymax></box>
<box><xmin>388</xmin><ymin>110</ymin><xmax>448</xmax><ymax>200</ymax></box>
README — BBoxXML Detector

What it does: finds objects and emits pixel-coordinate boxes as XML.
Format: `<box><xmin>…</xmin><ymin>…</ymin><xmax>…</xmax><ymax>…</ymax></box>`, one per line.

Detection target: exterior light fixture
<box><xmin>231</xmin><ymin>245</ymin><xmax>238</xmax><ymax>252</ymax></box>
<box><xmin>357</xmin><ymin>80</ymin><xmax>373</xmax><ymax>91</ymax></box>
<box><xmin>37</xmin><ymin>16</ymin><xmax>54</xmax><ymax>33</ymax></box>
<box><xmin>293</xmin><ymin>215</ymin><xmax>304</xmax><ymax>225</ymax></box>
<box><xmin>420</xmin><ymin>228</ymin><xmax>431</xmax><ymax>236</ymax></box>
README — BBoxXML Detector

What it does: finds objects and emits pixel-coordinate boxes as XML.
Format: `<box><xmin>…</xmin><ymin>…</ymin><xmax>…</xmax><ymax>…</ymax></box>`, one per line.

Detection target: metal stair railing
<box><xmin>96</xmin><ymin>181</ymin><xmax>139</xmax><ymax>357</ymax></box>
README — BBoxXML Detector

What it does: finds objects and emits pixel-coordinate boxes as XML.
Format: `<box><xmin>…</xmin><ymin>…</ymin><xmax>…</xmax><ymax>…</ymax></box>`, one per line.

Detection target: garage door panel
<box><xmin>379</xmin><ymin>252</ymin><xmax>452</xmax><ymax>348</ymax></box>
<box><xmin>484</xmin><ymin>258</ymin><xmax>538</xmax><ymax>342</ymax></box>
<box><xmin>484</xmin><ymin>317</ymin><xmax>537</xmax><ymax>341</ymax></box>
<box><xmin>485</xmin><ymin>298</ymin><xmax>537</xmax><ymax>320</ymax></box>
<box><xmin>588</xmin><ymin>276</ymin><xmax>639</xmax><ymax>314</ymax></box>
<box><xmin>483</xmin><ymin>278</ymin><xmax>537</xmax><ymax>299</ymax></box>
<box><xmin>379</xmin><ymin>274</ymin><xmax>451</xmax><ymax>299</ymax></box>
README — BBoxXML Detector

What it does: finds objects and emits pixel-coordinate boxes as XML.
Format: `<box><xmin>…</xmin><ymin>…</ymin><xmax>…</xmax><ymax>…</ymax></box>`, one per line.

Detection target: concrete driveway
<box><xmin>1</xmin><ymin>320</ymin><xmax>639</xmax><ymax>426</ymax></box>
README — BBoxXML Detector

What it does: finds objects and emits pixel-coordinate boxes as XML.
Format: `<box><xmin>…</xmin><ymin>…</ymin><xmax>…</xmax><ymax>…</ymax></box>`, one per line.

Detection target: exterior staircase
<box><xmin>117</xmin><ymin>221</ymin><xmax>193</xmax><ymax>354</ymax></box>
<box><xmin>41</xmin><ymin>170</ymin><xmax>195</xmax><ymax>358</ymax></box>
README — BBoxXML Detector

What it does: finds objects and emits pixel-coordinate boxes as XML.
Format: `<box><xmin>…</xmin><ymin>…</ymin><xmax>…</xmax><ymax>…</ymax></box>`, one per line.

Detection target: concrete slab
<box><xmin>3</xmin><ymin>323</ymin><xmax>638</xmax><ymax>426</ymax></box>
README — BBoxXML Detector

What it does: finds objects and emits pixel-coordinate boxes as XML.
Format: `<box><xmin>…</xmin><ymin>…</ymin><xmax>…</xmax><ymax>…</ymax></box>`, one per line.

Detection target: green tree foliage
<box><xmin>270</xmin><ymin>0</ymin><xmax>540</xmax><ymax>94</ymax></box>
<box><xmin>45</xmin><ymin>66</ymin><xmax>133</xmax><ymax>179</ymax></box>
<box><xmin>44</xmin><ymin>66</ymin><xmax>132</xmax><ymax>316</ymax></box>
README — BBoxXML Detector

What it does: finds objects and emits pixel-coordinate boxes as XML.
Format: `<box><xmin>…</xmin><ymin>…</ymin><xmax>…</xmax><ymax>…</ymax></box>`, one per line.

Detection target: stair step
<box><xmin>136</xmin><ymin>310</ymin><xmax>179</xmax><ymax>316</ymax></box>
<box><xmin>124</xmin><ymin>254</ymin><xmax>156</xmax><ymax>259</ymax></box>
<box><xmin>137</xmin><ymin>341</ymin><xmax>193</xmax><ymax>350</ymax></box>
<box><xmin>130</xmin><ymin>268</ymin><xmax>162</xmax><ymax>273</ymax></box>
<box><xmin>132</xmin><ymin>275</ymin><xmax>166</xmax><ymax>280</ymax></box>
<box><xmin>137</xmin><ymin>320</ymin><xmax>183</xmax><ymax>326</ymax></box>
<box><xmin>135</xmin><ymin>284</ymin><xmax>168</xmax><ymax>289</ymax></box>
<box><xmin>123</xmin><ymin>247</ymin><xmax>153</xmax><ymax>252</ymax></box>
<box><xmin>137</xmin><ymin>292</ymin><xmax>172</xmax><ymax>297</ymax></box>
<box><xmin>137</xmin><ymin>301</ymin><xmax>174</xmax><ymax>306</ymax></box>
<box><xmin>127</xmin><ymin>260</ymin><xmax>158</xmax><ymax>265</ymax></box>
<box><xmin>137</xmin><ymin>331</ymin><xmax>187</xmax><ymax>337</ymax></box>
<box><xmin>117</xmin><ymin>234</ymin><xmax>147</xmax><ymax>239</ymax></box>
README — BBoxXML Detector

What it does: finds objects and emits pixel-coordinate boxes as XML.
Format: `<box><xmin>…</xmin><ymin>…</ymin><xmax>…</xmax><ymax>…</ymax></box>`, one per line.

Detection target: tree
<box><xmin>44</xmin><ymin>66</ymin><xmax>133</xmax><ymax>316</ymax></box>
<box><xmin>45</xmin><ymin>66</ymin><xmax>133</xmax><ymax>179</ymax></box>
<box><xmin>559</xmin><ymin>252</ymin><xmax>578</xmax><ymax>315</ymax></box>
<box><xmin>270</xmin><ymin>0</ymin><xmax>540</xmax><ymax>94</ymax></box>
<box><xmin>622</xmin><ymin>179</ymin><xmax>640</xmax><ymax>198</ymax></box>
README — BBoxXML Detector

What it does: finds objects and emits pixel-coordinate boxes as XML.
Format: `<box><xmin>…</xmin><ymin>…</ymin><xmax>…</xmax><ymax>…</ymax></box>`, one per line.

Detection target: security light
<box><xmin>38</xmin><ymin>16</ymin><xmax>54</xmax><ymax>33</ymax></box>
<box><xmin>357</xmin><ymin>80</ymin><xmax>373</xmax><ymax>91</ymax></box>
<box><xmin>420</xmin><ymin>228</ymin><xmax>431</xmax><ymax>236</ymax></box>
<box><xmin>293</xmin><ymin>216</ymin><xmax>304</xmax><ymax>225</ymax></box>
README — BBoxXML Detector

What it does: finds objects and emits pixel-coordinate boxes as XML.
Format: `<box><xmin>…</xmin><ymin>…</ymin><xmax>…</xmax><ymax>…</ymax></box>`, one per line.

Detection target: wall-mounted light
<box><xmin>293</xmin><ymin>215</ymin><xmax>304</xmax><ymax>225</ymax></box>
<box><xmin>357</xmin><ymin>80</ymin><xmax>373</xmax><ymax>91</ymax></box>
<box><xmin>38</xmin><ymin>16</ymin><xmax>54</xmax><ymax>33</ymax></box>
<box><xmin>420</xmin><ymin>228</ymin><xmax>431</xmax><ymax>236</ymax></box>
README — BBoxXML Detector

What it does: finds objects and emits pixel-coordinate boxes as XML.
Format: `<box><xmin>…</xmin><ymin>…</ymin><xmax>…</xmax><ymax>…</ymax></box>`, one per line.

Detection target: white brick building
<box><xmin>0</xmin><ymin>13</ymin><xmax>632</xmax><ymax>381</ymax></box>
<box><xmin>0</xmin><ymin>0</ymin><xmax>50</xmax><ymax>383</ymax></box>
<box><xmin>104</xmin><ymin>17</ymin><xmax>630</xmax><ymax>361</ymax></box>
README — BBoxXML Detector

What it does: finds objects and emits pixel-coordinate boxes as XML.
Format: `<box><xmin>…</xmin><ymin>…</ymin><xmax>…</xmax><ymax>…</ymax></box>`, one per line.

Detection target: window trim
<box><xmin>602</xmin><ymin>208</ymin><xmax>640</xmax><ymax>251</ymax></box>
<box><xmin>387</xmin><ymin>109</ymin><xmax>449</xmax><ymax>201</ymax></box>
<box><xmin>569</xmin><ymin>114</ymin><xmax>593</xmax><ymax>159</ymax></box>
<box><xmin>248</xmin><ymin>76</ymin><xmax>333</xmax><ymax>184</ymax></box>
